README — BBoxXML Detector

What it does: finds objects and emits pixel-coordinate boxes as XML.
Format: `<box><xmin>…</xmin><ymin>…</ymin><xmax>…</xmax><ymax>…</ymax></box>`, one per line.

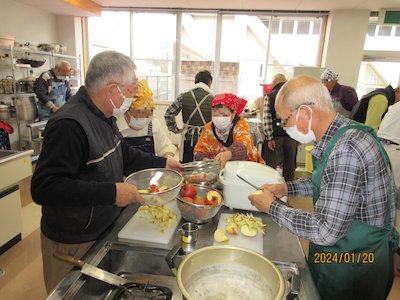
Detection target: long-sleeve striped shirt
<box><xmin>269</xmin><ymin>114</ymin><xmax>395</xmax><ymax>246</ymax></box>
<box><xmin>262</xmin><ymin>94</ymin><xmax>274</xmax><ymax>141</ymax></box>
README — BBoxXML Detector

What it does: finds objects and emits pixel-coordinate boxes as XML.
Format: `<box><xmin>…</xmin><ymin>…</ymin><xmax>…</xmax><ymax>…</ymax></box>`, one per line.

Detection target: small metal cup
<box><xmin>179</xmin><ymin>222</ymin><xmax>198</xmax><ymax>244</ymax></box>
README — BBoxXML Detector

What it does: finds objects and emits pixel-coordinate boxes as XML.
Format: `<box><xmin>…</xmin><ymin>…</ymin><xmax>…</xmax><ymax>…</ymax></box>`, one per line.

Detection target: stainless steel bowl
<box><xmin>182</xmin><ymin>160</ymin><xmax>221</xmax><ymax>185</ymax></box>
<box><xmin>125</xmin><ymin>168</ymin><xmax>184</xmax><ymax>205</ymax></box>
<box><xmin>176</xmin><ymin>184</ymin><xmax>223</xmax><ymax>224</ymax></box>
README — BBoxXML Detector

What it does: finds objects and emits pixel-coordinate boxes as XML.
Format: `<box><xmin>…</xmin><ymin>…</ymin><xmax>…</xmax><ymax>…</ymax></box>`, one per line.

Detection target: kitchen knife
<box><xmin>236</xmin><ymin>172</ymin><xmax>293</xmax><ymax>208</ymax></box>
<box><xmin>53</xmin><ymin>251</ymin><xmax>127</xmax><ymax>287</ymax></box>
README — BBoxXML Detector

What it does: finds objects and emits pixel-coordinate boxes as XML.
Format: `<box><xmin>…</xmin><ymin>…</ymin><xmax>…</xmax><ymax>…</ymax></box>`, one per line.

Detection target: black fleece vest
<box><xmin>352</xmin><ymin>86</ymin><xmax>395</xmax><ymax>123</ymax></box>
<box><xmin>41</xmin><ymin>87</ymin><xmax>122</xmax><ymax>243</ymax></box>
<box><xmin>267</xmin><ymin>82</ymin><xmax>287</xmax><ymax>137</ymax></box>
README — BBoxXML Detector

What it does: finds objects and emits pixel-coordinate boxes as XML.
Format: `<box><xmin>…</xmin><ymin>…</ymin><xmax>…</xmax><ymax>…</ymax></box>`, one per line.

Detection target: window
<box><xmin>281</xmin><ymin>20</ymin><xmax>294</xmax><ymax>34</ymax></box>
<box><xmin>87</xmin><ymin>11</ymin><xmax>130</xmax><ymax>58</ymax></box>
<box><xmin>395</xmin><ymin>26</ymin><xmax>400</xmax><ymax>37</ymax></box>
<box><xmin>312</xmin><ymin>20</ymin><xmax>321</xmax><ymax>35</ymax></box>
<box><xmin>87</xmin><ymin>12</ymin><xmax>325</xmax><ymax>104</ymax></box>
<box><xmin>367</xmin><ymin>23</ymin><xmax>377</xmax><ymax>36</ymax></box>
<box><xmin>378</xmin><ymin>26</ymin><xmax>391</xmax><ymax>36</ymax></box>
<box><xmin>131</xmin><ymin>13</ymin><xmax>176</xmax><ymax>101</ymax></box>
<box><xmin>297</xmin><ymin>21</ymin><xmax>310</xmax><ymax>34</ymax></box>
<box><xmin>271</xmin><ymin>20</ymin><xmax>280</xmax><ymax>33</ymax></box>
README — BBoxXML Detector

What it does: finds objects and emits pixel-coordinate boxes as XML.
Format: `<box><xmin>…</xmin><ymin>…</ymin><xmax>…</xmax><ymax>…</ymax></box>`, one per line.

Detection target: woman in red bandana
<box><xmin>194</xmin><ymin>93</ymin><xmax>264</xmax><ymax>167</ymax></box>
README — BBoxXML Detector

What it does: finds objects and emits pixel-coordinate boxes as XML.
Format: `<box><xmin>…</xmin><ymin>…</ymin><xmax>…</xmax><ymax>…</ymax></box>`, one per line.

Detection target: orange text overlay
<box><xmin>313</xmin><ymin>252</ymin><xmax>375</xmax><ymax>264</ymax></box>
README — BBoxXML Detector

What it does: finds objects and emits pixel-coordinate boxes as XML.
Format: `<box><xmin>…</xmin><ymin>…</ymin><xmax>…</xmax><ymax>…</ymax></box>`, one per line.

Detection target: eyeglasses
<box><xmin>278</xmin><ymin>102</ymin><xmax>314</xmax><ymax>128</ymax></box>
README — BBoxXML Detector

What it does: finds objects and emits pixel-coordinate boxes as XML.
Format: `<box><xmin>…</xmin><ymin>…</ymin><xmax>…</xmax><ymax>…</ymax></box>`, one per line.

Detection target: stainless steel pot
<box><xmin>176</xmin><ymin>245</ymin><xmax>285</xmax><ymax>300</ymax></box>
<box><xmin>15</xmin><ymin>96</ymin><xmax>37</xmax><ymax>120</ymax></box>
<box><xmin>0</xmin><ymin>102</ymin><xmax>12</xmax><ymax>120</ymax></box>
<box><xmin>1</xmin><ymin>76</ymin><xmax>15</xmax><ymax>94</ymax></box>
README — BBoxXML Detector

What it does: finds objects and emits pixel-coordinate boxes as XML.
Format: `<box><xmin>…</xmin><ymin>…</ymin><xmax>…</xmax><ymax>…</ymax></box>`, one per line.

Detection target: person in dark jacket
<box><xmin>31</xmin><ymin>51</ymin><xmax>181</xmax><ymax>293</ymax></box>
<box><xmin>351</xmin><ymin>85</ymin><xmax>399</xmax><ymax>132</ymax></box>
<box><xmin>164</xmin><ymin>70</ymin><xmax>213</xmax><ymax>163</ymax></box>
<box><xmin>320</xmin><ymin>69</ymin><xmax>358</xmax><ymax>118</ymax></box>
<box><xmin>35</xmin><ymin>61</ymin><xmax>72</xmax><ymax>120</ymax></box>
<box><xmin>262</xmin><ymin>73</ymin><xmax>297</xmax><ymax>181</ymax></box>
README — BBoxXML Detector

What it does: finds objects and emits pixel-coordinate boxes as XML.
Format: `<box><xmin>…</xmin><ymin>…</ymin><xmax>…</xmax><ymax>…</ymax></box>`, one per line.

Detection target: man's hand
<box><xmin>165</xmin><ymin>157</ymin><xmax>182</xmax><ymax>172</ymax></box>
<box><xmin>260</xmin><ymin>183</ymin><xmax>288</xmax><ymax>199</ymax></box>
<box><xmin>248</xmin><ymin>188</ymin><xmax>275</xmax><ymax>213</ymax></box>
<box><xmin>267</xmin><ymin>139</ymin><xmax>276</xmax><ymax>151</ymax></box>
<box><xmin>115</xmin><ymin>182</ymin><xmax>145</xmax><ymax>207</ymax></box>
<box><xmin>214</xmin><ymin>150</ymin><xmax>232</xmax><ymax>168</ymax></box>
<box><xmin>51</xmin><ymin>105</ymin><xmax>59</xmax><ymax>113</ymax></box>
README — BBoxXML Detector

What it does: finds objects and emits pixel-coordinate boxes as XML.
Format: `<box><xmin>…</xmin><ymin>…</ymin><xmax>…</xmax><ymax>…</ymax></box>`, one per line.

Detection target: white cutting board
<box><xmin>118</xmin><ymin>201</ymin><xmax>181</xmax><ymax>247</ymax></box>
<box><xmin>213</xmin><ymin>213</ymin><xmax>264</xmax><ymax>254</ymax></box>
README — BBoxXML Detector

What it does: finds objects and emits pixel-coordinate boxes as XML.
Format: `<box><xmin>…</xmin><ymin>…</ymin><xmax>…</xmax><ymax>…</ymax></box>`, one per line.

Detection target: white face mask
<box><xmin>129</xmin><ymin>117</ymin><xmax>152</xmax><ymax>130</ymax></box>
<box><xmin>57</xmin><ymin>76</ymin><xmax>69</xmax><ymax>81</ymax></box>
<box><xmin>212</xmin><ymin>116</ymin><xmax>232</xmax><ymax>130</ymax></box>
<box><xmin>284</xmin><ymin>106</ymin><xmax>316</xmax><ymax>144</ymax></box>
<box><xmin>109</xmin><ymin>86</ymin><xmax>133</xmax><ymax>118</ymax></box>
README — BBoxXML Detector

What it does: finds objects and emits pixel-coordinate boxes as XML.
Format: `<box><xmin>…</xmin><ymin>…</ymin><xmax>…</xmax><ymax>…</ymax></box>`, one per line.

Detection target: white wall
<box><xmin>322</xmin><ymin>10</ymin><xmax>370</xmax><ymax>87</ymax></box>
<box><xmin>0</xmin><ymin>0</ymin><xmax>57</xmax><ymax>44</ymax></box>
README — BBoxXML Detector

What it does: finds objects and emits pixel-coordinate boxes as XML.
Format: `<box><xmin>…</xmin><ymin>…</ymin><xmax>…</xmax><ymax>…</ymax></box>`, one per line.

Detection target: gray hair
<box><xmin>54</xmin><ymin>60</ymin><xmax>70</xmax><ymax>70</ymax></box>
<box><xmin>277</xmin><ymin>75</ymin><xmax>334</xmax><ymax>112</ymax></box>
<box><xmin>85</xmin><ymin>51</ymin><xmax>136</xmax><ymax>93</ymax></box>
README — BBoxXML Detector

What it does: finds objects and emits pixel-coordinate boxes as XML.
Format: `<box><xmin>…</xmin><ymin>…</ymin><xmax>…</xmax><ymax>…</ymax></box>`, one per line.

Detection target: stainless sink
<box><xmin>0</xmin><ymin>150</ymin><xmax>18</xmax><ymax>159</ymax></box>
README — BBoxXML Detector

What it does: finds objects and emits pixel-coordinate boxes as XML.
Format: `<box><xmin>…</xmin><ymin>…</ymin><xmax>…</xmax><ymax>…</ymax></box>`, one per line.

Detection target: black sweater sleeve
<box><xmin>122</xmin><ymin>140</ymin><xmax>167</xmax><ymax>176</ymax></box>
<box><xmin>31</xmin><ymin>119</ymin><xmax>116</xmax><ymax>206</ymax></box>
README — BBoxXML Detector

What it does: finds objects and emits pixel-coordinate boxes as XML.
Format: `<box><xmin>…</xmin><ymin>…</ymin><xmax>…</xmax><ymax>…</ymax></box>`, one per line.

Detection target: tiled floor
<box><xmin>0</xmin><ymin>174</ymin><xmax>399</xmax><ymax>300</ymax></box>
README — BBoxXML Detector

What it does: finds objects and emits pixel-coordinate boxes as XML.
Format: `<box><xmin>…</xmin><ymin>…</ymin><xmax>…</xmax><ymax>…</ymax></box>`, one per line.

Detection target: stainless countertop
<box><xmin>48</xmin><ymin>203</ymin><xmax>320</xmax><ymax>300</ymax></box>
<box><xmin>0</xmin><ymin>149</ymin><xmax>33</xmax><ymax>164</ymax></box>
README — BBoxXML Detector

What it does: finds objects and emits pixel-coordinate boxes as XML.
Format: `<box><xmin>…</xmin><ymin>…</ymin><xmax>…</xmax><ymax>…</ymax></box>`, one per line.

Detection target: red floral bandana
<box><xmin>211</xmin><ymin>93</ymin><xmax>247</xmax><ymax>116</ymax></box>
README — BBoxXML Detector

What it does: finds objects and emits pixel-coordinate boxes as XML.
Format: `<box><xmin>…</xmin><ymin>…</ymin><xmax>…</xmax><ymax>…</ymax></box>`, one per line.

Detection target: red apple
<box><xmin>181</xmin><ymin>196</ymin><xmax>194</xmax><ymax>203</ymax></box>
<box><xmin>180</xmin><ymin>183</ymin><xmax>197</xmax><ymax>199</ymax></box>
<box><xmin>149</xmin><ymin>184</ymin><xmax>159</xmax><ymax>193</ymax></box>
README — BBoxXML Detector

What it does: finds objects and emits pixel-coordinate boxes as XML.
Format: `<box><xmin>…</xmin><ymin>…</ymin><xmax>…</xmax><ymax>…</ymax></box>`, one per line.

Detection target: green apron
<box><xmin>309</xmin><ymin>123</ymin><xmax>399</xmax><ymax>300</ymax></box>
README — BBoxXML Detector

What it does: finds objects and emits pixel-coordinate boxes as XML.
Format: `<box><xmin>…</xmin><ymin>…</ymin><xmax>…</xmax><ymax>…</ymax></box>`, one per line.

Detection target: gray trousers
<box><xmin>263</xmin><ymin>136</ymin><xmax>298</xmax><ymax>181</ymax></box>
<box><xmin>41</xmin><ymin>232</ymin><xmax>94</xmax><ymax>294</ymax></box>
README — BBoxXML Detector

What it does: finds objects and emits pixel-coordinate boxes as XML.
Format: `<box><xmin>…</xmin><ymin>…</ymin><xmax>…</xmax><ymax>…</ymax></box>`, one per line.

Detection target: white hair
<box><xmin>54</xmin><ymin>60</ymin><xmax>70</xmax><ymax>70</ymax></box>
<box><xmin>85</xmin><ymin>51</ymin><xmax>136</xmax><ymax>93</ymax></box>
<box><xmin>277</xmin><ymin>75</ymin><xmax>334</xmax><ymax>112</ymax></box>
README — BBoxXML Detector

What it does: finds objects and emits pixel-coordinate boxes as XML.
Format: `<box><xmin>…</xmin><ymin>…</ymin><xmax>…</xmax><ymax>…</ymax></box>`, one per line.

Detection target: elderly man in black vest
<box><xmin>351</xmin><ymin>85</ymin><xmax>399</xmax><ymax>132</ymax></box>
<box><xmin>31</xmin><ymin>51</ymin><xmax>181</xmax><ymax>293</ymax></box>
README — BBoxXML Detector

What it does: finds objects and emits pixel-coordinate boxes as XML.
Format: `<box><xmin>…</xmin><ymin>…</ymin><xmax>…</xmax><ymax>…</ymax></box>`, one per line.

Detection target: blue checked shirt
<box><xmin>269</xmin><ymin>114</ymin><xmax>395</xmax><ymax>246</ymax></box>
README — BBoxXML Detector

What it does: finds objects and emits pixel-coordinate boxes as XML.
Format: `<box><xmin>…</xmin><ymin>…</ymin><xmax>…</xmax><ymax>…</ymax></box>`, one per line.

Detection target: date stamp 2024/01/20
<box><xmin>313</xmin><ymin>252</ymin><xmax>374</xmax><ymax>264</ymax></box>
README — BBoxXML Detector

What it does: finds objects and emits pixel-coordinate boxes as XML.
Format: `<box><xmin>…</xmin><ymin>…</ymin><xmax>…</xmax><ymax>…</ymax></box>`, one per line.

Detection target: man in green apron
<box><xmin>249</xmin><ymin>75</ymin><xmax>398</xmax><ymax>300</ymax></box>
<box><xmin>164</xmin><ymin>70</ymin><xmax>213</xmax><ymax>163</ymax></box>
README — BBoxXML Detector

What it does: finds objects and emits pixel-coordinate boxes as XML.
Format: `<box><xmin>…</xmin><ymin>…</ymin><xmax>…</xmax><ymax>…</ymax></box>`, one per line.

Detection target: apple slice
<box><xmin>138</xmin><ymin>189</ymin><xmax>150</xmax><ymax>194</ymax></box>
<box><xmin>241</xmin><ymin>225</ymin><xmax>258</xmax><ymax>237</ymax></box>
<box><xmin>225</xmin><ymin>222</ymin><xmax>238</xmax><ymax>235</ymax></box>
<box><xmin>251</xmin><ymin>190</ymin><xmax>264</xmax><ymax>196</ymax></box>
<box><xmin>206</xmin><ymin>190</ymin><xmax>222</xmax><ymax>205</ymax></box>
<box><xmin>214</xmin><ymin>229</ymin><xmax>229</xmax><ymax>242</ymax></box>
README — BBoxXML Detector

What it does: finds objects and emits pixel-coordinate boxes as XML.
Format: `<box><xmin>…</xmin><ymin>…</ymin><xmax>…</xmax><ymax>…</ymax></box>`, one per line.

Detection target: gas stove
<box><xmin>59</xmin><ymin>242</ymin><xmax>301</xmax><ymax>300</ymax></box>
<box><xmin>105</xmin><ymin>273</ymin><xmax>182</xmax><ymax>300</ymax></box>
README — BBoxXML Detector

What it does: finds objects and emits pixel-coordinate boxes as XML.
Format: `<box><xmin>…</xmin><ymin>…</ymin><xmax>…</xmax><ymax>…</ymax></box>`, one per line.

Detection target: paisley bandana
<box><xmin>131</xmin><ymin>79</ymin><xmax>155</xmax><ymax>110</ymax></box>
<box><xmin>320</xmin><ymin>69</ymin><xmax>338</xmax><ymax>81</ymax></box>
<box><xmin>211</xmin><ymin>93</ymin><xmax>247</xmax><ymax>116</ymax></box>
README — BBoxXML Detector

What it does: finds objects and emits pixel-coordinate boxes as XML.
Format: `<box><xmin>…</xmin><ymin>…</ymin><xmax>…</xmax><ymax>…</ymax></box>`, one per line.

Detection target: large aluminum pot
<box><xmin>177</xmin><ymin>245</ymin><xmax>285</xmax><ymax>300</ymax></box>
<box><xmin>0</xmin><ymin>102</ymin><xmax>12</xmax><ymax>120</ymax></box>
<box><xmin>15</xmin><ymin>96</ymin><xmax>38</xmax><ymax>120</ymax></box>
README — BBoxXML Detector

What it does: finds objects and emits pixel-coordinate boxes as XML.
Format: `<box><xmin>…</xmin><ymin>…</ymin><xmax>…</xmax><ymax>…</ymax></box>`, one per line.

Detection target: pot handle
<box><xmin>165</xmin><ymin>244</ymin><xmax>186</xmax><ymax>276</ymax></box>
